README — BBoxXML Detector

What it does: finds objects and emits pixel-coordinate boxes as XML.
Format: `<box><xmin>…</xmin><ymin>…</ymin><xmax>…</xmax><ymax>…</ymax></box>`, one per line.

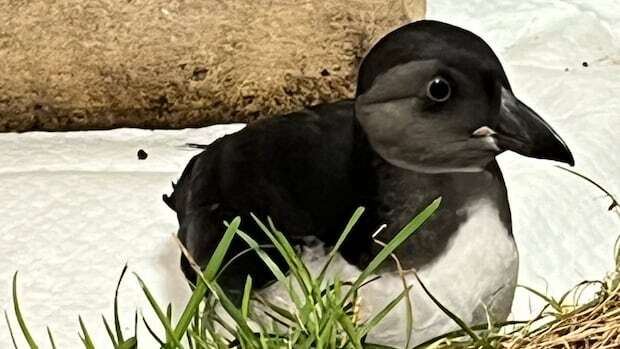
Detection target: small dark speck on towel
<box><xmin>137</xmin><ymin>149</ymin><xmax>148</xmax><ymax>160</ymax></box>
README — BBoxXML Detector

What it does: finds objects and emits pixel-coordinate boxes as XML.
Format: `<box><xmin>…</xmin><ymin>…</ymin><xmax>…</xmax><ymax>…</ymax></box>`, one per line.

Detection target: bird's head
<box><xmin>355</xmin><ymin>20</ymin><xmax>574</xmax><ymax>173</ymax></box>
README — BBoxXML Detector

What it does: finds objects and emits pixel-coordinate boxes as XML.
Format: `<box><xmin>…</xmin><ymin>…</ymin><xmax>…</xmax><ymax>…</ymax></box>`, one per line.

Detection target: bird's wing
<box><xmin>165</xmin><ymin>100</ymin><xmax>372</xmax><ymax>294</ymax></box>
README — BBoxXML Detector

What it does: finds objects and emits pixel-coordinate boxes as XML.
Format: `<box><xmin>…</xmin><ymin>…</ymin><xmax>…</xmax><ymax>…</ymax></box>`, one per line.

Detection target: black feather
<box><xmin>185</xmin><ymin>143</ymin><xmax>209</xmax><ymax>149</ymax></box>
<box><xmin>162</xmin><ymin>194</ymin><xmax>175</xmax><ymax>211</ymax></box>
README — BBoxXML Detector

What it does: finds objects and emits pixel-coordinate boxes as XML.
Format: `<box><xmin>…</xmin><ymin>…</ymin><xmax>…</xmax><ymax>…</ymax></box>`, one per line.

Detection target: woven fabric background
<box><xmin>0</xmin><ymin>0</ymin><xmax>425</xmax><ymax>131</ymax></box>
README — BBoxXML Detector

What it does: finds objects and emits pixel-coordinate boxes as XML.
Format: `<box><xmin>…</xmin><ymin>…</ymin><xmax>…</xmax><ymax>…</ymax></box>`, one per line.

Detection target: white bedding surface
<box><xmin>2</xmin><ymin>0</ymin><xmax>619</xmax><ymax>347</ymax></box>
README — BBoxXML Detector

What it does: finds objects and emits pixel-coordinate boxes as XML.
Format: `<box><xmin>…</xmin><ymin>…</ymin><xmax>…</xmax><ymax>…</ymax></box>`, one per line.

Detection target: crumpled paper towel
<box><xmin>1</xmin><ymin>0</ymin><xmax>619</xmax><ymax>347</ymax></box>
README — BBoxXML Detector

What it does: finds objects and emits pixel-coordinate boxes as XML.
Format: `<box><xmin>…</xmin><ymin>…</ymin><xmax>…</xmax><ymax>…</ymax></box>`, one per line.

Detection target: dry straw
<box><xmin>504</xmin><ymin>268</ymin><xmax>620</xmax><ymax>349</ymax></box>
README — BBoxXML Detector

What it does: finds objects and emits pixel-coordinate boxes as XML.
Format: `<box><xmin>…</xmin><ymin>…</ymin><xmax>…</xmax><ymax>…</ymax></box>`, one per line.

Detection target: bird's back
<box><xmin>166</xmin><ymin>100</ymin><xmax>376</xmax><ymax>296</ymax></box>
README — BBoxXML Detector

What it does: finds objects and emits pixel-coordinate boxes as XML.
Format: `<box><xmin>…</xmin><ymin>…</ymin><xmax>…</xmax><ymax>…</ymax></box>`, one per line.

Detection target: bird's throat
<box><xmin>370</xmin><ymin>157</ymin><xmax>513</xmax><ymax>270</ymax></box>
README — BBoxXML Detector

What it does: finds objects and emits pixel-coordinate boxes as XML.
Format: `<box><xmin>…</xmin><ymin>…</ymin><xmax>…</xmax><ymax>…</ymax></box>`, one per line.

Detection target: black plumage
<box><xmin>165</xmin><ymin>101</ymin><xmax>381</xmax><ymax>295</ymax></box>
<box><xmin>165</xmin><ymin>20</ymin><xmax>574</xmax><ymax>307</ymax></box>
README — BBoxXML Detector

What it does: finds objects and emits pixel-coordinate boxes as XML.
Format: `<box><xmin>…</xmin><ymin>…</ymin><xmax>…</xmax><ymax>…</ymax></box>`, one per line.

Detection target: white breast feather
<box><xmin>256</xmin><ymin>199</ymin><xmax>519</xmax><ymax>348</ymax></box>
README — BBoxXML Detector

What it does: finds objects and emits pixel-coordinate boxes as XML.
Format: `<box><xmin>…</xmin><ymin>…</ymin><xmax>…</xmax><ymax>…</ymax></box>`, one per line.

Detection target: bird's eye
<box><xmin>426</xmin><ymin>77</ymin><xmax>451</xmax><ymax>102</ymax></box>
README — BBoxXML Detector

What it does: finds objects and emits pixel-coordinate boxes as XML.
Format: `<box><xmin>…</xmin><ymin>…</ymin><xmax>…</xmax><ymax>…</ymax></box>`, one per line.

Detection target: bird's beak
<box><xmin>477</xmin><ymin>87</ymin><xmax>575</xmax><ymax>166</ymax></box>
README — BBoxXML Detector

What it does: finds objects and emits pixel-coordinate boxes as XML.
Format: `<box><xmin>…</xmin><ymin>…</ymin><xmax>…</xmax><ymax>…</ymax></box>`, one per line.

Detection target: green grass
<box><xmin>5</xmin><ymin>199</ymin><xmax>443</xmax><ymax>349</ymax></box>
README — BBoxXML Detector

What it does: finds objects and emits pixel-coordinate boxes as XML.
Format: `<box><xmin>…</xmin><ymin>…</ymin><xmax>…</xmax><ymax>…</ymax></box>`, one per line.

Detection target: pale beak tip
<box><xmin>471</xmin><ymin>126</ymin><xmax>497</xmax><ymax>138</ymax></box>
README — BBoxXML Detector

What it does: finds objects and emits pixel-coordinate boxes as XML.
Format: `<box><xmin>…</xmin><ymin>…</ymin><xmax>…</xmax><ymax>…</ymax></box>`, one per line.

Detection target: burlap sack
<box><xmin>0</xmin><ymin>0</ymin><xmax>425</xmax><ymax>132</ymax></box>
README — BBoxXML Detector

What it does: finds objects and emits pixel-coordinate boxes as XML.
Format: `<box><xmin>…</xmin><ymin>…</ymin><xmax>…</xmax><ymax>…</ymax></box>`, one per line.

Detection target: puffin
<box><xmin>164</xmin><ymin>20</ymin><xmax>574</xmax><ymax>347</ymax></box>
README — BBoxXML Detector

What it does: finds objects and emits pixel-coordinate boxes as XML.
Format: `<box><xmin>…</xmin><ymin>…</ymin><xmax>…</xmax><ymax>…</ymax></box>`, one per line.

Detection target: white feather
<box><xmin>258</xmin><ymin>198</ymin><xmax>518</xmax><ymax>348</ymax></box>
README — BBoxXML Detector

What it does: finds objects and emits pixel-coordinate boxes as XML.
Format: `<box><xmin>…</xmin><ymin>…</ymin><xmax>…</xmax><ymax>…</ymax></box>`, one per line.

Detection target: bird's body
<box><xmin>260</xmin><ymin>194</ymin><xmax>517</xmax><ymax>347</ymax></box>
<box><xmin>247</xmin><ymin>102</ymin><xmax>519</xmax><ymax>346</ymax></box>
<box><xmin>166</xmin><ymin>20</ymin><xmax>573</xmax><ymax>347</ymax></box>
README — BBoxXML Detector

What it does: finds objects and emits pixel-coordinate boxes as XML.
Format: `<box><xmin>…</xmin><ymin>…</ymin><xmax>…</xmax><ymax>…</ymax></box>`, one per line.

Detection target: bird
<box><xmin>164</xmin><ymin>20</ymin><xmax>574</xmax><ymax>347</ymax></box>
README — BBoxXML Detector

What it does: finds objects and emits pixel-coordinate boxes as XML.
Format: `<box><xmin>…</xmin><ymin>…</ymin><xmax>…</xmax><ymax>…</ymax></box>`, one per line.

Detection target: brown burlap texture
<box><xmin>0</xmin><ymin>0</ymin><xmax>425</xmax><ymax>132</ymax></box>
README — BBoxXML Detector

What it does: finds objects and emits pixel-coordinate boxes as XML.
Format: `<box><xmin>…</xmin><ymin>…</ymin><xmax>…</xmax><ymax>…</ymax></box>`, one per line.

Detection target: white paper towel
<box><xmin>1</xmin><ymin>0</ymin><xmax>619</xmax><ymax>347</ymax></box>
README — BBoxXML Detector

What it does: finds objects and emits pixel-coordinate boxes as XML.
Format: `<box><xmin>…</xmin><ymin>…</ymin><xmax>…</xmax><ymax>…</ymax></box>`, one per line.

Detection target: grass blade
<box><xmin>360</xmin><ymin>285</ymin><xmax>412</xmax><ymax>338</ymax></box>
<box><xmin>135</xmin><ymin>274</ymin><xmax>185</xmax><ymax>349</ymax></box>
<box><xmin>254</xmin><ymin>297</ymin><xmax>297</xmax><ymax>324</ymax></box>
<box><xmin>413</xmin><ymin>273</ymin><xmax>493</xmax><ymax>348</ymax></box>
<box><xmin>329</xmin><ymin>292</ymin><xmax>362</xmax><ymax>349</ymax></box>
<box><xmin>12</xmin><ymin>272</ymin><xmax>39</xmax><ymax>349</ymax></box>
<box><xmin>241</xmin><ymin>276</ymin><xmax>253</xmax><ymax>320</ymax></box>
<box><xmin>166</xmin><ymin>303</ymin><xmax>173</xmax><ymax>344</ymax></box>
<box><xmin>4</xmin><ymin>310</ymin><xmax>19</xmax><ymax>349</ymax></box>
<box><xmin>363</xmin><ymin>344</ymin><xmax>400</xmax><ymax>349</ymax></box>
<box><xmin>133</xmin><ymin>311</ymin><xmax>138</xmax><ymax>344</ymax></box>
<box><xmin>555</xmin><ymin>166</ymin><xmax>619</xmax><ymax>211</ymax></box>
<box><xmin>174</xmin><ymin>217</ymin><xmax>241</xmax><ymax>340</ymax></box>
<box><xmin>216</xmin><ymin>244</ymin><xmax>277</xmax><ymax>279</ymax></box>
<box><xmin>371</xmin><ymin>238</ymin><xmax>414</xmax><ymax>348</ymax></box>
<box><xmin>102</xmin><ymin>315</ymin><xmax>118</xmax><ymax>347</ymax></box>
<box><xmin>343</xmin><ymin>198</ymin><xmax>441</xmax><ymax>303</ymax></box>
<box><xmin>188</xmin><ymin>329</ymin><xmax>210</xmax><ymax>348</ymax></box>
<box><xmin>201</xmin><ymin>280</ymin><xmax>260</xmax><ymax>347</ymax></box>
<box><xmin>518</xmin><ymin>284</ymin><xmax>562</xmax><ymax>313</ymax></box>
<box><xmin>411</xmin><ymin>320</ymin><xmax>530</xmax><ymax>348</ymax></box>
<box><xmin>118</xmin><ymin>337</ymin><xmax>137</xmax><ymax>349</ymax></box>
<box><xmin>142</xmin><ymin>316</ymin><xmax>165</xmax><ymax>346</ymax></box>
<box><xmin>46</xmin><ymin>327</ymin><xmax>57</xmax><ymax>349</ymax></box>
<box><xmin>78</xmin><ymin>316</ymin><xmax>96</xmax><ymax>349</ymax></box>
<box><xmin>251</xmin><ymin>214</ymin><xmax>313</xmax><ymax>294</ymax></box>
<box><xmin>114</xmin><ymin>264</ymin><xmax>129</xmax><ymax>343</ymax></box>
<box><xmin>234</xmin><ymin>229</ymin><xmax>289</xmax><ymax>286</ymax></box>
<box><xmin>204</xmin><ymin>217</ymin><xmax>241</xmax><ymax>280</ymax></box>
<box><xmin>317</xmin><ymin>207</ymin><xmax>365</xmax><ymax>283</ymax></box>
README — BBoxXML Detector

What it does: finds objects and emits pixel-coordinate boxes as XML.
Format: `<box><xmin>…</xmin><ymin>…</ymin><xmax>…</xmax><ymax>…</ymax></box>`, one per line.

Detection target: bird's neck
<box><xmin>351</xmin><ymin>119</ymin><xmax>509</xmax><ymax>209</ymax></box>
<box><xmin>350</xmin><ymin>122</ymin><xmax>512</xmax><ymax>268</ymax></box>
<box><xmin>372</xmin><ymin>158</ymin><xmax>512</xmax><ymax>268</ymax></box>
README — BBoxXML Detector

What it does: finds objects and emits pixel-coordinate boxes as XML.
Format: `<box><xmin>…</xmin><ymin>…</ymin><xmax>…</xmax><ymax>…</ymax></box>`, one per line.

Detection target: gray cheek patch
<box><xmin>355</xmin><ymin>59</ymin><xmax>444</xmax><ymax>160</ymax></box>
<box><xmin>356</xmin><ymin>95</ymin><xmax>446</xmax><ymax>165</ymax></box>
<box><xmin>356</xmin><ymin>99</ymin><xmax>417</xmax><ymax>157</ymax></box>
<box><xmin>355</xmin><ymin>59</ymin><xmax>498</xmax><ymax>173</ymax></box>
<box><xmin>357</xmin><ymin>59</ymin><xmax>442</xmax><ymax>105</ymax></box>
